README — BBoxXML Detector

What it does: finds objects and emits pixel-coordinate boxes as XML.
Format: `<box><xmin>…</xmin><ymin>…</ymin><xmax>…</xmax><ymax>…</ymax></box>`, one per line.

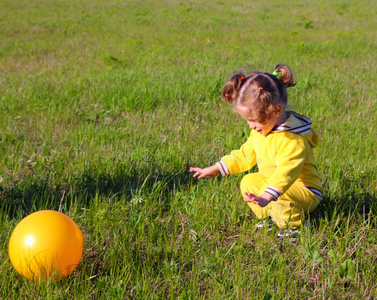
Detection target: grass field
<box><xmin>1</xmin><ymin>0</ymin><xmax>377</xmax><ymax>298</ymax></box>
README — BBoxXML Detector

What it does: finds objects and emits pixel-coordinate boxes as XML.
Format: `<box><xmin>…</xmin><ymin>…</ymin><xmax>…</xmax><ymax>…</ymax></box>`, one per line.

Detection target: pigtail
<box><xmin>273</xmin><ymin>64</ymin><xmax>296</xmax><ymax>87</ymax></box>
<box><xmin>221</xmin><ymin>73</ymin><xmax>245</xmax><ymax>103</ymax></box>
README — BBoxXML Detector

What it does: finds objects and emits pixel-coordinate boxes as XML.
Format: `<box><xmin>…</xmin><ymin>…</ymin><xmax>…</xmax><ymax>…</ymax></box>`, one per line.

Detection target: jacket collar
<box><xmin>271</xmin><ymin>111</ymin><xmax>312</xmax><ymax>134</ymax></box>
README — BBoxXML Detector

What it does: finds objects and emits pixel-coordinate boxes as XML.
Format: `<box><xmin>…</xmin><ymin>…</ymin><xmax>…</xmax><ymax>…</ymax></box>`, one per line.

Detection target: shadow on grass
<box><xmin>0</xmin><ymin>168</ymin><xmax>197</xmax><ymax>220</ymax></box>
<box><xmin>2</xmin><ymin>167</ymin><xmax>375</xmax><ymax>228</ymax></box>
<box><xmin>309</xmin><ymin>178</ymin><xmax>376</xmax><ymax>228</ymax></box>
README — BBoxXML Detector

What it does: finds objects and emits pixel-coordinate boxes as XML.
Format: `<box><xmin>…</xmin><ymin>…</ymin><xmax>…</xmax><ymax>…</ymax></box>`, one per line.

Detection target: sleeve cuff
<box><xmin>264</xmin><ymin>185</ymin><xmax>282</xmax><ymax>200</ymax></box>
<box><xmin>216</xmin><ymin>161</ymin><xmax>230</xmax><ymax>177</ymax></box>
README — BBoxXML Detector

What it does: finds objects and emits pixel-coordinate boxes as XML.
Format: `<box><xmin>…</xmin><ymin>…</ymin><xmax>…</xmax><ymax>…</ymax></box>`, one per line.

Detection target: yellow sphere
<box><xmin>8</xmin><ymin>210</ymin><xmax>83</xmax><ymax>281</ymax></box>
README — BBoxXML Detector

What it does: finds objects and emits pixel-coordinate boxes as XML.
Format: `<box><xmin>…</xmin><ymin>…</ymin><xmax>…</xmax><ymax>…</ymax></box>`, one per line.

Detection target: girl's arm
<box><xmin>190</xmin><ymin>165</ymin><xmax>220</xmax><ymax>179</ymax></box>
<box><xmin>221</xmin><ymin>133</ymin><xmax>257</xmax><ymax>176</ymax></box>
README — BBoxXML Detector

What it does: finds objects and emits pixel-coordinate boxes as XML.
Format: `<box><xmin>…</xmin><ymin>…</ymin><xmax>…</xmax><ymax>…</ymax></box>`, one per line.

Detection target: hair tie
<box><xmin>272</xmin><ymin>71</ymin><xmax>278</xmax><ymax>76</ymax></box>
<box><xmin>258</xmin><ymin>87</ymin><xmax>263</xmax><ymax>93</ymax></box>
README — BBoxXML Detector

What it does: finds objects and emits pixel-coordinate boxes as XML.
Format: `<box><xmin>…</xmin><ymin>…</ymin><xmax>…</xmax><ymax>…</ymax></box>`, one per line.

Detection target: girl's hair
<box><xmin>221</xmin><ymin>64</ymin><xmax>296</xmax><ymax>124</ymax></box>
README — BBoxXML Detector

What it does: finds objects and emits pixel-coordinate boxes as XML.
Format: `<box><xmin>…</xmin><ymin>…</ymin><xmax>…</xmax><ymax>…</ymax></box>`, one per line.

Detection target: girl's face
<box><xmin>236</xmin><ymin>105</ymin><xmax>285</xmax><ymax>136</ymax></box>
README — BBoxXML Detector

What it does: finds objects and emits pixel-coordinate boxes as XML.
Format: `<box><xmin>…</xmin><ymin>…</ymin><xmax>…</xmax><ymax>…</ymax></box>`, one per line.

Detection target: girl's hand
<box><xmin>190</xmin><ymin>165</ymin><xmax>219</xmax><ymax>179</ymax></box>
<box><xmin>243</xmin><ymin>192</ymin><xmax>273</xmax><ymax>208</ymax></box>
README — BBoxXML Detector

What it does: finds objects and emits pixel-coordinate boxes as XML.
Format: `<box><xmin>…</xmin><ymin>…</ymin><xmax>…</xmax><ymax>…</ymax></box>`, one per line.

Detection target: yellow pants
<box><xmin>240</xmin><ymin>173</ymin><xmax>320</xmax><ymax>229</ymax></box>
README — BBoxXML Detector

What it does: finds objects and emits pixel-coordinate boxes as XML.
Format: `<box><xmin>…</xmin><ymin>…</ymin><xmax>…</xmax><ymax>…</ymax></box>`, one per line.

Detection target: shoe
<box><xmin>276</xmin><ymin>219</ymin><xmax>310</xmax><ymax>242</ymax></box>
<box><xmin>277</xmin><ymin>229</ymin><xmax>301</xmax><ymax>242</ymax></box>
<box><xmin>255</xmin><ymin>218</ymin><xmax>276</xmax><ymax>231</ymax></box>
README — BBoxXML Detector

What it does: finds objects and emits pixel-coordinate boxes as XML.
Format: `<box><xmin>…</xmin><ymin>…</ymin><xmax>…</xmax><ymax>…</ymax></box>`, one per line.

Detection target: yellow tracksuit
<box><xmin>216</xmin><ymin>111</ymin><xmax>323</xmax><ymax>228</ymax></box>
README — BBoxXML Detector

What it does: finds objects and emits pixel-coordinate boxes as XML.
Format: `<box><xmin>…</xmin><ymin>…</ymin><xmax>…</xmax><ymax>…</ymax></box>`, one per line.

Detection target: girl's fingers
<box><xmin>190</xmin><ymin>167</ymin><xmax>203</xmax><ymax>174</ymax></box>
<box><xmin>243</xmin><ymin>193</ymin><xmax>260</xmax><ymax>205</ymax></box>
<box><xmin>190</xmin><ymin>167</ymin><xmax>208</xmax><ymax>178</ymax></box>
<box><xmin>244</xmin><ymin>198</ymin><xmax>258</xmax><ymax>203</ymax></box>
<box><xmin>190</xmin><ymin>168</ymin><xmax>201</xmax><ymax>177</ymax></box>
<box><xmin>192</xmin><ymin>171</ymin><xmax>206</xmax><ymax>178</ymax></box>
<box><xmin>198</xmin><ymin>172</ymin><xmax>208</xmax><ymax>178</ymax></box>
<box><xmin>244</xmin><ymin>192</ymin><xmax>256</xmax><ymax>199</ymax></box>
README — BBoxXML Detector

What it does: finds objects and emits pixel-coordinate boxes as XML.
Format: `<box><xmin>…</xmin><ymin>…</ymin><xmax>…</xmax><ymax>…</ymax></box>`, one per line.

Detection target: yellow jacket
<box><xmin>217</xmin><ymin>112</ymin><xmax>323</xmax><ymax>200</ymax></box>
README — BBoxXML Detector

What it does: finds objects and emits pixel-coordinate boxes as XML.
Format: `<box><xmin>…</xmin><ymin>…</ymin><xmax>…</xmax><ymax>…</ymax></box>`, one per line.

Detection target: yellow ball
<box><xmin>8</xmin><ymin>210</ymin><xmax>84</xmax><ymax>281</ymax></box>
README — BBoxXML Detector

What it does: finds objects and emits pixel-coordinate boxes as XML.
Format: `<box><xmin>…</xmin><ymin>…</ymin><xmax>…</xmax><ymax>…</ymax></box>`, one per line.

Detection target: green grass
<box><xmin>1</xmin><ymin>0</ymin><xmax>377</xmax><ymax>298</ymax></box>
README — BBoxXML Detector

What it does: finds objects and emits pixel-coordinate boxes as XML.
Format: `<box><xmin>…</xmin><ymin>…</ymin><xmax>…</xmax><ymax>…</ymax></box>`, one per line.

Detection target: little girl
<box><xmin>190</xmin><ymin>64</ymin><xmax>323</xmax><ymax>232</ymax></box>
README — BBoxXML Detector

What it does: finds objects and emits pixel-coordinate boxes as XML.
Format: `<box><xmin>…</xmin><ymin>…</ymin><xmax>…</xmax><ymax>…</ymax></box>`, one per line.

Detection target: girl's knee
<box><xmin>240</xmin><ymin>174</ymin><xmax>253</xmax><ymax>193</ymax></box>
<box><xmin>240</xmin><ymin>173</ymin><xmax>269</xmax><ymax>220</ymax></box>
<box><xmin>240</xmin><ymin>173</ymin><xmax>266</xmax><ymax>195</ymax></box>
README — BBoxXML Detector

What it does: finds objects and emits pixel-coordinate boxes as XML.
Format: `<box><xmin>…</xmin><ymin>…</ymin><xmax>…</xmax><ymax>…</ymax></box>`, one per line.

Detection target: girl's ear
<box><xmin>274</xmin><ymin>104</ymin><xmax>284</xmax><ymax>117</ymax></box>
